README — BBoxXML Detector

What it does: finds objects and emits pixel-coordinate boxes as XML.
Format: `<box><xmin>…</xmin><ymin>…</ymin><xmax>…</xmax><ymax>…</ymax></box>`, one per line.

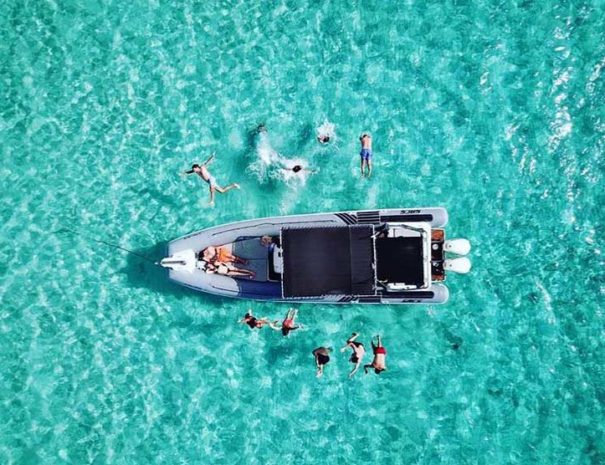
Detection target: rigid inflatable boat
<box><xmin>160</xmin><ymin>208</ymin><xmax>471</xmax><ymax>304</ymax></box>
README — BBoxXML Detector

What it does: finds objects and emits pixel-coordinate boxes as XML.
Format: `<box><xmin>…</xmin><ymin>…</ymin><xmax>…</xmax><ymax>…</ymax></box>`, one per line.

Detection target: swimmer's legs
<box><xmin>214</xmin><ymin>183</ymin><xmax>240</xmax><ymax>194</ymax></box>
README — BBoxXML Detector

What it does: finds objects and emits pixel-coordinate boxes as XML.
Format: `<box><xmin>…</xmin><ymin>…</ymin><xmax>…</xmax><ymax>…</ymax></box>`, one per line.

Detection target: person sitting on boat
<box><xmin>312</xmin><ymin>346</ymin><xmax>332</xmax><ymax>378</ymax></box>
<box><xmin>260</xmin><ymin>235</ymin><xmax>280</xmax><ymax>252</ymax></box>
<box><xmin>340</xmin><ymin>332</ymin><xmax>366</xmax><ymax>378</ymax></box>
<box><xmin>201</xmin><ymin>245</ymin><xmax>247</xmax><ymax>265</ymax></box>
<box><xmin>239</xmin><ymin>310</ymin><xmax>279</xmax><ymax>330</ymax></box>
<box><xmin>281</xmin><ymin>308</ymin><xmax>302</xmax><ymax>336</ymax></box>
<box><xmin>184</xmin><ymin>153</ymin><xmax>240</xmax><ymax>206</ymax></box>
<box><xmin>364</xmin><ymin>335</ymin><xmax>387</xmax><ymax>375</ymax></box>
<box><xmin>359</xmin><ymin>133</ymin><xmax>373</xmax><ymax>177</ymax></box>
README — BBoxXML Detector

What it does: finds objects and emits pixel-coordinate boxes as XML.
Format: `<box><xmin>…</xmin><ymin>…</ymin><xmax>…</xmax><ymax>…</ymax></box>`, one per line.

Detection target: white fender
<box><xmin>444</xmin><ymin>257</ymin><xmax>471</xmax><ymax>274</ymax></box>
<box><xmin>444</xmin><ymin>238</ymin><xmax>471</xmax><ymax>256</ymax></box>
<box><xmin>160</xmin><ymin>249</ymin><xmax>197</xmax><ymax>273</ymax></box>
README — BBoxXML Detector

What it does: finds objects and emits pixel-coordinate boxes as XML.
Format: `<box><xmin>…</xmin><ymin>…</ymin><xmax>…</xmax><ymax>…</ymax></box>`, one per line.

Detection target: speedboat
<box><xmin>160</xmin><ymin>207</ymin><xmax>471</xmax><ymax>304</ymax></box>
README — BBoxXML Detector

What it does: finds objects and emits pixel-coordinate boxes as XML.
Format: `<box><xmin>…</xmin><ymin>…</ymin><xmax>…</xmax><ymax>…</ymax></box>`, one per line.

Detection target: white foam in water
<box><xmin>248</xmin><ymin>130</ymin><xmax>314</xmax><ymax>185</ymax></box>
<box><xmin>247</xmin><ymin>131</ymin><xmax>279</xmax><ymax>182</ymax></box>
<box><xmin>316</xmin><ymin>120</ymin><xmax>336</xmax><ymax>142</ymax></box>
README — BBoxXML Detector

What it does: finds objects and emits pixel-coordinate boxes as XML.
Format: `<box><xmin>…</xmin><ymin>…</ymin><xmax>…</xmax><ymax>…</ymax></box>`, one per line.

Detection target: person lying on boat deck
<box><xmin>239</xmin><ymin>311</ymin><xmax>279</xmax><ymax>330</ymax></box>
<box><xmin>359</xmin><ymin>133</ymin><xmax>373</xmax><ymax>177</ymax></box>
<box><xmin>340</xmin><ymin>332</ymin><xmax>366</xmax><ymax>378</ymax></box>
<box><xmin>364</xmin><ymin>335</ymin><xmax>387</xmax><ymax>375</ymax></box>
<box><xmin>200</xmin><ymin>246</ymin><xmax>247</xmax><ymax>265</ymax></box>
<box><xmin>281</xmin><ymin>308</ymin><xmax>302</xmax><ymax>337</ymax></box>
<box><xmin>312</xmin><ymin>346</ymin><xmax>332</xmax><ymax>378</ymax></box>
<box><xmin>203</xmin><ymin>260</ymin><xmax>256</xmax><ymax>279</ymax></box>
<box><xmin>184</xmin><ymin>153</ymin><xmax>240</xmax><ymax>206</ymax></box>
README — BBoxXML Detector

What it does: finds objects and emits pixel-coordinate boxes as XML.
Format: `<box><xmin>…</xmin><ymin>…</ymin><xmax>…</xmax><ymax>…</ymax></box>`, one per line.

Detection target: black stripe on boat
<box><xmin>335</xmin><ymin>212</ymin><xmax>357</xmax><ymax>225</ymax></box>
<box><xmin>380</xmin><ymin>214</ymin><xmax>434</xmax><ymax>223</ymax></box>
<box><xmin>358</xmin><ymin>295</ymin><xmax>382</xmax><ymax>303</ymax></box>
<box><xmin>357</xmin><ymin>211</ymin><xmax>380</xmax><ymax>224</ymax></box>
<box><xmin>382</xmin><ymin>291</ymin><xmax>435</xmax><ymax>299</ymax></box>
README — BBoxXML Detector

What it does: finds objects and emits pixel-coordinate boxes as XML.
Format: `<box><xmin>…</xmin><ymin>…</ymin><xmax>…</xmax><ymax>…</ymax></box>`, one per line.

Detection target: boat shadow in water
<box><xmin>122</xmin><ymin>242</ymin><xmax>230</xmax><ymax>306</ymax></box>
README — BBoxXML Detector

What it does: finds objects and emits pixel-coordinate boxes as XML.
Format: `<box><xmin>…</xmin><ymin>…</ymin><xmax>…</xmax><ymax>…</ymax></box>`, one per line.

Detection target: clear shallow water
<box><xmin>1</xmin><ymin>0</ymin><xmax>604</xmax><ymax>463</ymax></box>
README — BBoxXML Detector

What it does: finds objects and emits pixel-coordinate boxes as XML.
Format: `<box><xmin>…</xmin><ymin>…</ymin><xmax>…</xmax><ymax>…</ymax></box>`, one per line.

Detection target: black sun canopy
<box><xmin>281</xmin><ymin>226</ymin><xmax>376</xmax><ymax>298</ymax></box>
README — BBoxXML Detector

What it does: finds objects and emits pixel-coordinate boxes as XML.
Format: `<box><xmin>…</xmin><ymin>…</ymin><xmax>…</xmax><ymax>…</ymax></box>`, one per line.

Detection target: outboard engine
<box><xmin>444</xmin><ymin>238</ymin><xmax>471</xmax><ymax>256</ymax></box>
<box><xmin>160</xmin><ymin>249</ymin><xmax>197</xmax><ymax>273</ymax></box>
<box><xmin>444</xmin><ymin>257</ymin><xmax>472</xmax><ymax>274</ymax></box>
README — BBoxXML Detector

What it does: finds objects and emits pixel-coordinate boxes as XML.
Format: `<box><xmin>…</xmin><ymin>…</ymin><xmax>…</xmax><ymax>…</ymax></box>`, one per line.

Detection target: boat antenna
<box><xmin>56</xmin><ymin>227</ymin><xmax>160</xmax><ymax>266</ymax></box>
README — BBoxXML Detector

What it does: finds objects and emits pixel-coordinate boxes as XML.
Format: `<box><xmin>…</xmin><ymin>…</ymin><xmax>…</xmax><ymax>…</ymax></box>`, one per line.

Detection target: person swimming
<box><xmin>281</xmin><ymin>308</ymin><xmax>302</xmax><ymax>336</ymax></box>
<box><xmin>282</xmin><ymin>164</ymin><xmax>318</xmax><ymax>174</ymax></box>
<box><xmin>359</xmin><ymin>133</ymin><xmax>373</xmax><ymax>177</ymax></box>
<box><xmin>184</xmin><ymin>153</ymin><xmax>240</xmax><ymax>206</ymax></box>
<box><xmin>239</xmin><ymin>310</ymin><xmax>279</xmax><ymax>330</ymax></box>
<box><xmin>340</xmin><ymin>332</ymin><xmax>366</xmax><ymax>378</ymax></box>
<box><xmin>312</xmin><ymin>346</ymin><xmax>333</xmax><ymax>378</ymax></box>
<box><xmin>364</xmin><ymin>334</ymin><xmax>387</xmax><ymax>374</ymax></box>
<box><xmin>316</xmin><ymin>120</ymin><xmax>335</xmax><ymax>144</ymax></box>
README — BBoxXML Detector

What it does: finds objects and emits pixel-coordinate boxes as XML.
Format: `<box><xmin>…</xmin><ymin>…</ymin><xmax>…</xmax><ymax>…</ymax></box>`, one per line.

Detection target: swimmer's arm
<box><xmin>363</xmin><ymin>363</ymin><xmax>373</xmax><ymax>374</ymax></box>
<box><xmin>340</xmin><ymin>342</ymin><xmax>352</xmax><ymax>352</ymax></box>
<box><xmin>202</xmin><ymin>153</ymin><xmax>215</xmax><ymax>166</ymax></box>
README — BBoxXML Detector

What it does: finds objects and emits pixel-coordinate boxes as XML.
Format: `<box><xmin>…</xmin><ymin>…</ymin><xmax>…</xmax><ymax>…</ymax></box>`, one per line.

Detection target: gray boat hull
<box><xmin>165</xmin><ymin>208</ymin><xmax>450</xmax><ymax>304</ymax></box>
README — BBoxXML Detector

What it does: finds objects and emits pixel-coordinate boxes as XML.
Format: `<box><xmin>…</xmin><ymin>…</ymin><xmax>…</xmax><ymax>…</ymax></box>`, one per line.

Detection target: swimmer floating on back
<box><xmin>184</xmin><ymin>153</ymin><xmax>240</xmax><ymax>206</ymax></box>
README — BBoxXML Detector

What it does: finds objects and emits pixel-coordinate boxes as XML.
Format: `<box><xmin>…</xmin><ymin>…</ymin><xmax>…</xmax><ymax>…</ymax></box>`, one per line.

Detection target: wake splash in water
<box><xmin>247</xmin><ymin>130</ymin><xmax>313</xmax><ymax>185</ymax></box>
<box><xmin>316</xmin><ymin>120</ymin><xmax>336</xmax><ymax>142</ymax></box>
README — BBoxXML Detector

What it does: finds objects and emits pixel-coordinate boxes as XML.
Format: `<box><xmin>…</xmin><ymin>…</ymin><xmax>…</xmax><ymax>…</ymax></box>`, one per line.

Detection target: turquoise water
<box><xmin>1</xmin><ymin>0</ymin><xmax>605</xmax><ymax>463</ymax></box>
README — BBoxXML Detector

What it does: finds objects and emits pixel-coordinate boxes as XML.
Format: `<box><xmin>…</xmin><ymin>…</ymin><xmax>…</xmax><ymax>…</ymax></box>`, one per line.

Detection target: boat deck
<box><xmin>231</xmin><ymin>237</ymin><xmax>270</xmax><ymax>282</ymax></box>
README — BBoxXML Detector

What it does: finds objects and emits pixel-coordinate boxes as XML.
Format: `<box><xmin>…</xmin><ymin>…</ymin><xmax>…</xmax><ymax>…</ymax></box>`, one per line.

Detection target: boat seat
<box><xmin>268</xmin><ymin>246</ymin><xmax>283</xmax><ymax>281</ymax></box>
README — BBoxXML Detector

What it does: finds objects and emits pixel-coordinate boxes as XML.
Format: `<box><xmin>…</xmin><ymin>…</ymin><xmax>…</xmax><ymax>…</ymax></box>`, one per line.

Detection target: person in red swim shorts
<box><xmin>364</xmin><ymin>334</ymin><xmax>387</xmax><ymax>375</ymax></box>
